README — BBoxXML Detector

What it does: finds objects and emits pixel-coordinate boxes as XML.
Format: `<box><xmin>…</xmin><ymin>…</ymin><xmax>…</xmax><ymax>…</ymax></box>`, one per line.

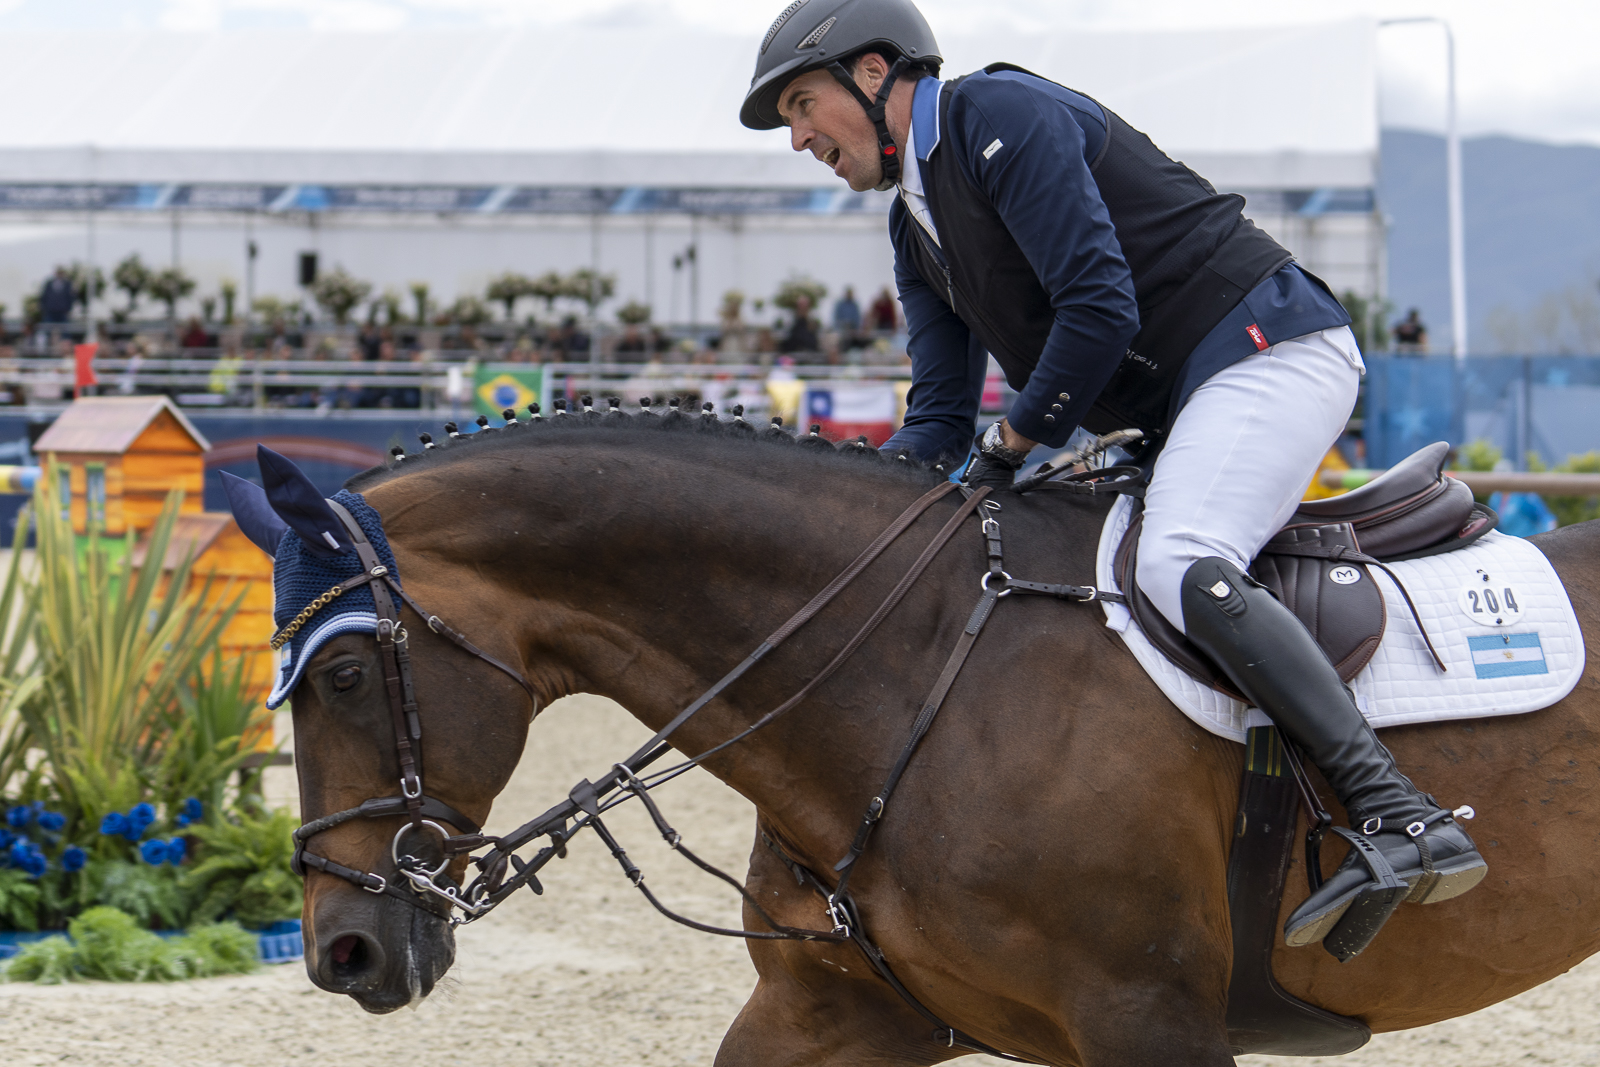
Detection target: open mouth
<box><xmin>823</xmin><ymin>147</ymin><xmax>840</xmax><ymax>169</ymax></box>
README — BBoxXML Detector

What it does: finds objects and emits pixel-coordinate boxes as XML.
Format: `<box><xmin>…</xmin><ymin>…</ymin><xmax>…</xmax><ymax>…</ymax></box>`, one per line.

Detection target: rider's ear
<box><xmin>220</xmin><ymin>471</ymin><xmax>290</xmax><ymax>557</ymax></box>
<box><xmin>255</xmin><ymin>445</ymin><xmax>353</xmax><ymax>558</ymax></box>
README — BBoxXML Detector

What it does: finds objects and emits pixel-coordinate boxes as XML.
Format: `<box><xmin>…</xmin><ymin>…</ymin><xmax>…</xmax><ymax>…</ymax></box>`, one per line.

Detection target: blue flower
<box><xmin>165</xmin><ymin>838</ymin><xmax>187</xmax><ymax>866</ymax></box>
<box><xmin>100</xmin><ymin>812</ymin><xmax>130</xmax><ymax>837</ymax></box>
<box><xmin>7</xmin><ymin>839</ymin><xmax>31</xmax><ymax>867</ymax></box>
<box><xmin>182</xmin><ymin>798</ymin><xmax>203</xmax><ymax>823</ymax></box>
<box><xmin>61</xmin><ymin>845</ymin><xmax>87</xmax><ymax>872</ymax></box>
<box><xmin>21</xmin><ymin>851</ymin><xmax>46</xmax><ymax>878</ymax></box>
<box><xmin>139</xmin><ymin>839</ymin><xmax>168</xmax><ymax>865</ymax></box>
<box><xmin>129</xmin><ymin>802</ymin><xmax>156</xmax><ymax>830</ymax></box>
<box><xmin>37</xmin><ymin>811</ymin><xmax>65</xmax><ymax>833</ymax></box>
<box><xmin>0</xmin><ymin>829</ymin><xmax>12</xmax><ymax>850</ymax></box>
<box><xmin>5</xmin><ymin>805</ymin><xmax>31</xmax><ymax>830</ymax></box>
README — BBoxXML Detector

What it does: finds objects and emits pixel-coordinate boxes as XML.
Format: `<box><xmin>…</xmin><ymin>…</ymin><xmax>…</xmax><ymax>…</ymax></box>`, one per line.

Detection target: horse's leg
<box><xmin>716</xmin><ymin>826</ymin><xmax>961</xmax><ymax>1067</ymax></box>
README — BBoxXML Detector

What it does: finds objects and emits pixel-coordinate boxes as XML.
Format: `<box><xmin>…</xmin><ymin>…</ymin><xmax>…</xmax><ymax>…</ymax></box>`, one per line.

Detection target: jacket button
<box><xmin>1051</xmin><ymin>403</ymin><xmax>1062</xmax><ymax>412</ymax></box>
<box><xmin>1043</xmin><ymin>414</ymin><xmax>1056</xmax><ymax>424</ymax></box>
<box><xmin>1058</xmin><ymin>392</ymin><xmax>1070</xmax><ymax>401</ymax></box>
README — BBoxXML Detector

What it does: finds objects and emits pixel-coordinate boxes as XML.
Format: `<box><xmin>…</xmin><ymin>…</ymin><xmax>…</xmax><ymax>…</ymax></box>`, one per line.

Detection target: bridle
<box><xmin>289</xmin><ymin>499</ymin><xmax>537</xmax><ymax>914</ymax></box>
<box><xmin>289</xmin><ymin>467</ymin><xmax>1141</xmax><ymax>1058</ymax></box>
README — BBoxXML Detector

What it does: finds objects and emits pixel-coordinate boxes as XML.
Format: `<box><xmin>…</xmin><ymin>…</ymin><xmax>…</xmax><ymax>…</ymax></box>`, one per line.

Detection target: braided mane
<box><xmin>343</xmin><ymin>403</ymin><xmax>949</xmax><ymax>494</ymax></box>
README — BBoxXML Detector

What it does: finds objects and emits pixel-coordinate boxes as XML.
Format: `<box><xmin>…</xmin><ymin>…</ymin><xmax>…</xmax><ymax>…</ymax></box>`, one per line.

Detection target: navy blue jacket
<box><xmin>882</xmin><ymin>71</ymin><xmax>1348</xmax><ymax>463</ymax></box>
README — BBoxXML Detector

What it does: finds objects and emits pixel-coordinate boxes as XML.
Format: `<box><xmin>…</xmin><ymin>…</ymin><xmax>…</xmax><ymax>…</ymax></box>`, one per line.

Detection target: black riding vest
<box><xmin>903</xmin><ymin>64</ymin><xmax>1293</xmax><ymax>435</ymax></box>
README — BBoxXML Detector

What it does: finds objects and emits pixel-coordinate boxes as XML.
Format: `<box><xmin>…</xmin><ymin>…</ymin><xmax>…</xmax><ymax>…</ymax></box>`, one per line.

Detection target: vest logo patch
<box><xmin>983</xmin><ymin>138</ymin><xmax>1003</xmax><ymax>159</ymax></box>
<box><xmin>1126</xmin><ymin>348</ymin><xmax>1158</xmax><ymax>371</ymax></box>
<box><xmin>1246</xmin><ymin>323</ymin><xmax>1269</xmax><ymax>351</ymax></box>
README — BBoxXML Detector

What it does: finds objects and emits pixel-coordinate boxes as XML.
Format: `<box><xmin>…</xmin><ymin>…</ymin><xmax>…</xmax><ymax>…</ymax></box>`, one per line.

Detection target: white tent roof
<box><xmin>0</xmin><ymin>20</ymin><xmax>1375</xmax><ymax>188</ymax></box>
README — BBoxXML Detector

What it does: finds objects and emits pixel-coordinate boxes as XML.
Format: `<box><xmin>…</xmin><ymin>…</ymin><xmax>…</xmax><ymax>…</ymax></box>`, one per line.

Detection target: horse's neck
<box><xmin>376</xmin><ymin>438</ymin><xmax>943</xmax><ymax>826</ymax></box>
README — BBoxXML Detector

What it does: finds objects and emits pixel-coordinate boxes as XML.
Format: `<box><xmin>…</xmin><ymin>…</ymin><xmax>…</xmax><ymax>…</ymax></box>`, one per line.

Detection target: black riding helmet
<box><xmin>740</xmin><ymin>0</ymin><xmax>942</xmax><ymax>190</ymax></box>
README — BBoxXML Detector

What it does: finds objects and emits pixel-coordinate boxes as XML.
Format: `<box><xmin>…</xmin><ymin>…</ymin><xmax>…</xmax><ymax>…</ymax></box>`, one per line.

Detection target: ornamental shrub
<box><xmin>5</xmin><ymin>933</ymin><xmax>75</xmax><ymax>983</ymax></box>
<box><xmin>2</xmin><ymin>907</ymin><xmax>258</xmax><ymax>983</ymax></box>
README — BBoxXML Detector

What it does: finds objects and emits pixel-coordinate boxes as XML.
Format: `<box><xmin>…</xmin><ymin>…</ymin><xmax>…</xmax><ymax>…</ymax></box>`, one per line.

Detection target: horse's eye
<box><xmin>332</xmin><ymin>665</ymin><xmax>362</xmax><ymax>692</ymax></box>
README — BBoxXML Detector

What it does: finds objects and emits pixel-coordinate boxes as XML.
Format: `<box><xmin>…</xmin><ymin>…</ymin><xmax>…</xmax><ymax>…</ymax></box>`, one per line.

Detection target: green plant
<box><xmin>528</xmin><ymin>271</ymin><xmax>566</xmax><ymax>318</ymax></box>
<box><xmin>219</xmin><ymin>279</ymin><xmax>238</xmax><ymax>324</ymax></box>
<box><xmin>68</xmin><ymin>263</ymin><xmax>107</xmax><ymax>315</ymax></box>
<box><xmin>182</xmin><ymin>921</ymin><xmax>260</xmax><ymax>974</ymax></box>
<box><xmin>564</xmin><ymin>269</ymin><xmax>615</xmax><ymax>316</ymax></box>
<box><xmin>1340</xmin><ymin>289</ymin><xmax>1392</xmax><ymax>354</ymax></box>
<box><xmin>147</xmin><ymin>267</ymin><xmax>197</xmax><ymax>320</ymax></box>
<box><xmin>158</xmin><ymin>649</ymin><xmax>267</xmax><ymax>819</ymax></box>
<box><xmin>251</xmin><ymin>295</ymin><xmax>292</xmax><ymax>327</ymax></box>
<box><xmin>4</xmin><ymin>908</ymin><xmax>258</xmax><ymax>983</ymax></box>
<box><xmin>486</xmin><ymin>272</ymin><xmax>535</xmax><ymax>322</ymax></box>
<box><xmin>112</xmin><ymin>254</ymin><xmax>151</xmax><ymax>316</ymax></box>
<box><xmin>80</xmin><ymin>860</ymin><xmax>189</xmax><ymax>930</ymax></box>
<box><xmin>377</xmin><ymin>288</ymin><xmax>405</xmax><ymax>327</ymax></box>
<box><xmin>616</xmin><ymin>299</ymin><xmax>652</xmax><ymax>325</ymax></box>
<box><xmin>5</xmin><ymin>932</ymin><xmax>76</xmax><ymax>982</ymax></box>
<box><xmin>0</xmin><ymin>868</ymin><xmax>42</xmax><ymax>931</ymax></box>
<box><xmin>1528</xmin><ymin>451</ymin><xmax>1600</xmax><ymax>527</ymax></box>
<box><xmin>12</xmin><ymin>475</ymin><xmax>241</xmax><ymax>840</ymax></box>
<box><xmin>773</xmin><ymin>275</ymin><xmax>827</xmax><ymax>313</ymax></box>
<box><xmin>409</xmin><ymin>282</ymin><xmax>431</xmax><ymax>326</ymax></box>
<box><xmin>442</xmin><ymin>295</ymin><xmax>491</xmax><ymax>328</ymax></box>
<box><xmin>310</xmin><ymin>267</ymin><xmax>373</xmax><ymax>325</ymax></box>
<box><xmin>184</xmin><ymin>807</ymin><xmax>302</xmax><ymax>927</ymax></box>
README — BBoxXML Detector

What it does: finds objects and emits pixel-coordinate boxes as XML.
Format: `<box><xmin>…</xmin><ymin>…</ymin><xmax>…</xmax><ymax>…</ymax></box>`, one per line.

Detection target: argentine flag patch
<box><xmin>1468</xmin><ymin>632</ymin><xmax>1548</xmax><ymax>680</ymax></box>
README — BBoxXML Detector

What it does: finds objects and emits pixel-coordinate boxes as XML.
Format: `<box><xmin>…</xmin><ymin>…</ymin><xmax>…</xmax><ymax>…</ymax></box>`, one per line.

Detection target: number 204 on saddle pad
<box><xmin>1095</xmin><ymin>492</ymin><xmax>1586</xmax><ymax>742</ymax></box>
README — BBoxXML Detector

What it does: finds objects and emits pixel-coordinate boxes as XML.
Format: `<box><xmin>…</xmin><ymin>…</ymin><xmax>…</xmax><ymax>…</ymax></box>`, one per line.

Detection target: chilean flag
<box><xmin>804</xmin><ymin>384</ymin><xmax>898</xmax><ymax>446</ymax></box>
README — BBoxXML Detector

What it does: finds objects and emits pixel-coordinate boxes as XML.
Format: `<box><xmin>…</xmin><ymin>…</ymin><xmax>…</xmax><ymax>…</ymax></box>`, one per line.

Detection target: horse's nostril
<box><xmin>330</xmin><ymin>934</ymin><xmax>367</xmax><ymax>975</ymax></box>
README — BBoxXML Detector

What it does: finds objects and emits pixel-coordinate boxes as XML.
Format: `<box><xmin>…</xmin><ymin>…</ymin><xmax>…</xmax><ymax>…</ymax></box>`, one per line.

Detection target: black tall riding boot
<box><xmin>1179</xmin><ymin>557</ymin><xmax>1487</xmax><ymax>958</ymax></box>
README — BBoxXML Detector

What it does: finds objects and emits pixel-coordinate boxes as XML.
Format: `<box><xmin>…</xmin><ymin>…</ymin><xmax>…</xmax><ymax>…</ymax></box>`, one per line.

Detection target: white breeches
<box><xmin>1135</xmin><ymin>325</ymin><xmax>1364</xmax><ymax>633</ymax></box>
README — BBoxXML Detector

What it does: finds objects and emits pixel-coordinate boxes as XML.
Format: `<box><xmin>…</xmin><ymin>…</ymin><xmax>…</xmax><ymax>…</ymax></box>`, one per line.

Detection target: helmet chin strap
<box><xmin>826</xmin><ymin>56</ymin><xmax>912</xmax><ymax>192</ymax></box>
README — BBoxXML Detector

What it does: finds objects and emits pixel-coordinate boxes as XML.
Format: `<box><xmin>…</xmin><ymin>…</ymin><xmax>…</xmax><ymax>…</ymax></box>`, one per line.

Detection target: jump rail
<box><xmin>1322</xmin><ymin>469</ymin><xmax>1600</xmax><ymax>494</ymax></box>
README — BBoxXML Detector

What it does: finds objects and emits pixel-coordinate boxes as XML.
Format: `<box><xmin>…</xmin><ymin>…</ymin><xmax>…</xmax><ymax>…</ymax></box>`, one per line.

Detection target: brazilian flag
<box><xmin>473</xmin><ymin>366</ymin><xmax>543</xmax><ymax>423</ymax></box>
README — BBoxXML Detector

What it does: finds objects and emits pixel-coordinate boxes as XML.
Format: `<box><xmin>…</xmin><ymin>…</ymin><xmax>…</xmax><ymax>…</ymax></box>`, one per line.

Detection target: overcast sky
<box><xmin>1</xmin><ymin>0</ymin><xmax>1594</xmax><ymax>147</ymax></box>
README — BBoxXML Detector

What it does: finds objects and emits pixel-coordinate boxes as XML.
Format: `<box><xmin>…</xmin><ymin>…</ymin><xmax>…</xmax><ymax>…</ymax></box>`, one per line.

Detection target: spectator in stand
<box><xmin>357</xmin><ymin>322</ymin><xmax>383</xmax><ymax>361</ymax></box>
<box><xmin>551</xmin><ymin>316</ymin><xmax>590</xmax><ymax>360</ymax></box>
<box><xmin>179</xmin><ymin>317</ymin><xmax>211</xmax><ymax>350</ymax></box>
<box><xmin>833</xmin><ymin>285</ymin><xmax>865</xmax><ymax>356</ymax></box>
<box><xmin>39</xmin><ymin>268</ymin><xmax>75</xmax><ymax>331</ymax></box>
<box><xmin>866</xmin><ymin>286</ymin><xmax>899</xmax><ymax>333</ymax></box>
<box><xmin>780</xmin><ymin>294</ymin><xmax>820</xmax><ymax>358</ymax></box>
<box><xmin>1392</xmin><ymin>309</ymin><xmax>1428</xmax><ymax>354</ymax></box>
<box><xmin>833</xmin><ymin>286</ymin><xmax>862</xmax><ymax>332</ymax></box>
<box><xmin>615</xmin><ymin>323</ymin><xmax>649</xmax><ymax>362</ymax></box>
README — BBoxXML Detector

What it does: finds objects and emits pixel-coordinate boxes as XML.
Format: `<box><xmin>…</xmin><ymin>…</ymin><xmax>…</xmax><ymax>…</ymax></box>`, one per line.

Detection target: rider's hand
<box><xmin>963</xmin><ymin>452</ymin><xmax>1019</xmax><ymax>491</ymax></box>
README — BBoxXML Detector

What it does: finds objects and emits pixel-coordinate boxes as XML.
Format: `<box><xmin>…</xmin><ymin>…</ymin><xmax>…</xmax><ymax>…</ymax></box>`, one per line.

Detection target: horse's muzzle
<box><xmin>307</xmin><ymin>892</ymin><xmax>456</xmax><ymax>1013</ymax></box>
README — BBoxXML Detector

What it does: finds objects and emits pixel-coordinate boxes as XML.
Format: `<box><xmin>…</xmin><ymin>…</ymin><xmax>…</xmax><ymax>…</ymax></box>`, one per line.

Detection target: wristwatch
<box><xmin>978</xmin><ymin>421</ymin><xmax>1030</xmax><ymax>470</ymax></box>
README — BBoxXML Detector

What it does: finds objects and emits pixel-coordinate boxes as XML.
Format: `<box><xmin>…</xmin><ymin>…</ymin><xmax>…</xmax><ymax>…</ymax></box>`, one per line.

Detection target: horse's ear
<box><xmin>220</xmin><ymin>472</ymin><xmax>289</xmax><ymax>558</ymax></box>
<box><xmin>256</xmin><ymin>445</ymin><xmax>352</xmax><ymax>558</ymax></box>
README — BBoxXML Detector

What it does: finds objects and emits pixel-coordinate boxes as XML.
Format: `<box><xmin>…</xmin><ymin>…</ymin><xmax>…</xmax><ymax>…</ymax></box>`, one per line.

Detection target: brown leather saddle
<box><xmin>1115</xmin><ymin>441</ymin><xmax>1497</xmax><ymax>699</ymax></box>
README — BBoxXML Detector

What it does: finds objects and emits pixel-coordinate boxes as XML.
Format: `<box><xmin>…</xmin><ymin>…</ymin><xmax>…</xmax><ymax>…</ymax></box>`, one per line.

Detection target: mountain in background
<box><xmin>1381</xmin><ymin>129</ymin><xmax>1600</xmax><ymax>354</ymax></box>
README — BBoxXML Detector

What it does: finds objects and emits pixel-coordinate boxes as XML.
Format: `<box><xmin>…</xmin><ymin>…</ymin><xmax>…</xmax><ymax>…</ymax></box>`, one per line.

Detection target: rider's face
<box><xmin>778</xmin><ymin>62</ymin><xmax>886</xmax><ymax>192</ymax></box>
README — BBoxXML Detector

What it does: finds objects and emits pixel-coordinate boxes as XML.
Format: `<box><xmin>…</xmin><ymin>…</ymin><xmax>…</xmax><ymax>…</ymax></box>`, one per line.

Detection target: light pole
<box><xmin>1380</xmin><ymin>17</ymin><xmax>1465</xmax><ymax>361</ymax></box>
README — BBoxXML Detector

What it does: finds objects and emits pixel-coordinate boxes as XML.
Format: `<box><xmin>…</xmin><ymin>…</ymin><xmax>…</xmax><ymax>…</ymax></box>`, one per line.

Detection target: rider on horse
<box><xmin>740</xmin><ymin>0</ymin><xmax>1487</xmax><ymax>951</ymax></box>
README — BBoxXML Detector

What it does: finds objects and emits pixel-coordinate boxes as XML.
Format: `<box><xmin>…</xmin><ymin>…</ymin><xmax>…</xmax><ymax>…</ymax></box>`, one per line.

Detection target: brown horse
<box><xmin>270</xmin><ymin>415</ymin><xmax>1600</xmax><ymax>1065</ymax></box>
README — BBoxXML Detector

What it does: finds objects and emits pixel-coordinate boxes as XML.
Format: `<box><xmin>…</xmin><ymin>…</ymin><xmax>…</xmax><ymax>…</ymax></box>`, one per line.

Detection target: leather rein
<box><xmin>291</xmin><ymin>469</ymin><xmax>1138</xmax><ymax>1059</ymax></box>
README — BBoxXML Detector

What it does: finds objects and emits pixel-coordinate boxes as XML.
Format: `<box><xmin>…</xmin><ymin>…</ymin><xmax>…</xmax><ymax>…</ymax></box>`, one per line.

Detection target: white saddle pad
<box><xmin>1095</xmin><ymin>494</ymin><xmax>1587</xmax><ymax>743</ymax></box>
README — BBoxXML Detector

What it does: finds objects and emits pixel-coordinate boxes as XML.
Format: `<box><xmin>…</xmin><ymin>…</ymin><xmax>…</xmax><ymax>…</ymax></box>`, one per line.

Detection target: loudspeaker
<box><xmin>298</xmin><ymin>252</ymin><xmax>318</xmax><ymax>287</ymax></box>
